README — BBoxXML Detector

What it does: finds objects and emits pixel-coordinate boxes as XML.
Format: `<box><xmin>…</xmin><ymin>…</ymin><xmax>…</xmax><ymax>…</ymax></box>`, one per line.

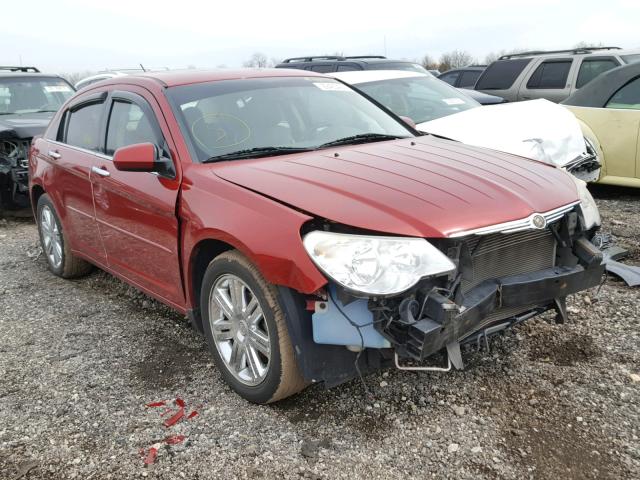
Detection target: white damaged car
<box><xmin>333</xmin><ymin>70</ymin><xmax>601</xmax><ymax>182</ymax></box>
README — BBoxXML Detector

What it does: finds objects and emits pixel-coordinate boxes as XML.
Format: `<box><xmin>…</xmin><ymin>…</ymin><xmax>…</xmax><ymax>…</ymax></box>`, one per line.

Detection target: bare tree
<box><xmin>483</xmin><ymin>48</ymin><xmax>531</xmax><ymax>65</ymax></box>
<box><xmin>420</xmin><ymin>54</ymin><xmax>439</xmax><ymax>71</ymax></box>
<box><xmin>438</xmin><ymin>50</ymin><xmax>476</xmax><ymax>72</ymax></box>
<box><xmin>243</xmin><ymin>52</ymin><xmax>269</xmax><ymax>68</ymax></box>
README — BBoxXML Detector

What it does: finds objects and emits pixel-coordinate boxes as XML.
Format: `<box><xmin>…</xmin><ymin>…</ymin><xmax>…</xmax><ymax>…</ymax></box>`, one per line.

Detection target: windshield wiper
<box><xmin>318</xmin><ymin>133</ymin><xmax>406</xmax><ymax>149</ymax></box>
<box><xmin>203</xmin><ymin>146</ymin><xmax>314</xmax><ymax>163</ymax></box>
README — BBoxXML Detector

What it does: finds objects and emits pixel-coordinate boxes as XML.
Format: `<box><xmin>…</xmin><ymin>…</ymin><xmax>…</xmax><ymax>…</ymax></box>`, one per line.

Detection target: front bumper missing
<box><xmin>388</xmin><ymin>262</ymin><xmax>604</xmax><ymax>365</ymax></box>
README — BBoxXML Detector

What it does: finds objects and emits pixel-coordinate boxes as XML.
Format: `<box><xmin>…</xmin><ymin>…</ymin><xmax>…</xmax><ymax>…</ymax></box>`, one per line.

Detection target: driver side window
<box><xmin>106</xmin><ymin>100</ymin><xmax>162</xmax><ymax>156</ymax></box>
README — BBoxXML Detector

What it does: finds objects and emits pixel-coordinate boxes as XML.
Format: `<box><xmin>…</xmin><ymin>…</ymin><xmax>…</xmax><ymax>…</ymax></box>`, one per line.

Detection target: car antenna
<box><xmin>140</xmin><ymin>63</ymin><xmax>147</xmax><ymax>72</ymax></box>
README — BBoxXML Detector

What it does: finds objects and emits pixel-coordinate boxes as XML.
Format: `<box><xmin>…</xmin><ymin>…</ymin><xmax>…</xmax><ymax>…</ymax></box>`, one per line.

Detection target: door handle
<box><xmin>48</xmin><ymin>150</ymin><xmax>61</xmax><ymax>159</ymax></box>
<box><xmin>91</xmin><ymin>166</ymin><xmax>110</xmax><ymax>177</ymax></box>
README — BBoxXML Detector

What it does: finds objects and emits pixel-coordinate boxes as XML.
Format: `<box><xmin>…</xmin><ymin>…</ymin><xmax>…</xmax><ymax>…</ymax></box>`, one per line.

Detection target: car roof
<box><xmin>97</xmin><ymin>68</ymin><xmax>323</xmax><ymax>88</ymax></box>
<box><xmin>0</xmin><ymin>72</ymin><xmax>65</xmax><ymax>79</ymax></box>
<box><xmin>440</xmin><ymin>66</ymin><xmax>487</xmax><ymax>73</ymax></box>
<box><xmin>332</xmin><ymin>70</ymin><xmax>429</xmax><ymax>84</ymax></box>
<box><xmin>498</xmin><ymin>47</ymin><xmax>622</xmax><ymax>60</ymax></box>
<box><xmin>562</xmin><ymin>62</ymin><xmax>640</xmax><ymax>108</ymax></box>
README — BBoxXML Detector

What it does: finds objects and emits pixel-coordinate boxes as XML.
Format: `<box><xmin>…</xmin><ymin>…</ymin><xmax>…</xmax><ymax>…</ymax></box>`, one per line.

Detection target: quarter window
<box><xmin>65</xmin><ymin>102</ymin><xmax>104</xmax><ymax>152</ymax></box>
<box><xmin>606</xmin><ymin>77</ymin><xmax>640</xmax><ymax>109</ymax></box>
<box><xmin>526</xmin><ymin>60</ymin><xmax>572</xmax><ymax>89</ymax></box>
<box><xmin>576</xmin><ymin>58</ymin><xmax>619</xmax><ymax>88</ymax></box>
<box><xmin>106</xmin><ymin>101</ymin><xmax>160</xmax><ymax>156</ymax></box>
<box><xmin>439</xmin><ymin>72</ymin><xmax>459</xmax><ymax>86</ymax></box>
<box><xmin>475</xmin><ymin>59</ymin><xmax>532</xmax><ymax>90</ymax></box>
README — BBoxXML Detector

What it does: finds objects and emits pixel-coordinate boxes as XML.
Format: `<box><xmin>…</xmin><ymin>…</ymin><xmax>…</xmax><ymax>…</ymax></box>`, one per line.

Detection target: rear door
<box><xmin>572</xmin><ymin>56</ymin><xmax>621</xmax><ymax>94</ymax></box>
<box><xmin>90</xmin><ymin>87</ymin><xmax>184</xmax><ymax>308</ymax></box>
<box><xmin>604</xmin><ymin>76</ymin><xmax>640</xmax><ymax>180</ymax></box>
<box><xmin>518</xmin><ymin>58</ymin><xmax>574</xmax><ymax>102</ymax></box>
<box><xmin>45</xmin><ymin>92</ymin><xmax>108</xmax><ymax>264</ymax></box>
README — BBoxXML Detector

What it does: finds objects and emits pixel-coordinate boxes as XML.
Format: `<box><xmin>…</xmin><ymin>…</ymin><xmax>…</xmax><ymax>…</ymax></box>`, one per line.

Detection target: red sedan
<box><xmin>29</xmin><ymin>69</ymin><xmax>604</xmax><ymax>403</ymax></box>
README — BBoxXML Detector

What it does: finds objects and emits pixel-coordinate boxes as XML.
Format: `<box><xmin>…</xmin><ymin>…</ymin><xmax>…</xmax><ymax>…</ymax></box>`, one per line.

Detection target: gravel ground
<box><xmin>1</xmin><ymin>188</ymin><xmax>639</xmax><ymax>480</ymax></box>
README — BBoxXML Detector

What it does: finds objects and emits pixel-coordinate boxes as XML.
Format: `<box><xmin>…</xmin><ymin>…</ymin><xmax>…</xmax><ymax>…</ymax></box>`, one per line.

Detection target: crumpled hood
<box><xmin>212</xmin><ymin>136</ymin><xmax>579</xmax><ymax>238</ymax></box>
<box><xmin>418</xmin><ymin>99</ymin><xmax>587</xmax><ymax>168</ymax></box>
<box><xmin>0</xmin><ymin>112</ymin><xmax>53</xmax><ymax>140</ymax></box>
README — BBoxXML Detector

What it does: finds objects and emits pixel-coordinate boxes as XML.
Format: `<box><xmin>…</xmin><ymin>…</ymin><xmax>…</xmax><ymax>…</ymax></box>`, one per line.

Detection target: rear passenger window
<box><xmin>439</xmin><ymin>72</ymin><xmax>459</xmax><ymax>86</ymax></box>
<box><xmin>310</xmin><ymin>65</ymin><xmax>335</xmax><ymax>73</ymax></box>
<box><xmin>475</xmin><ymin>59</ymin><xmax>532</xmax><ymax>90</ymax></box>
<box><xmin>65</xmin><ymin>102</ymin><xmax>103</xmax><ymax>152</ymax></box>
<box><xmin>526</xmin><ymin>60</ymin><xmax>572</xmax><ymax>89</ymax></box>
<box><xmin>576</xmin><ymin>58</ymin><xmax>619</xmax><ymax>88</ymax></box>
<box><xmin>606</xmin><ymin>77</ymin><xmax>640</xmax><ymax>109</ymax></box>
<box><xmin>459</xmin><ymin>70</ymin><xmax>482</xmax><ymax>88</ymax></box>
<box><xmin>337</xmin><ymin>65</ymin><xmax>358</xmax><ymax>72</ymax></box>
<box><xmin>106</xmin><ymin>101</ymin><xmax>160</xmax><ymax>156</ymax></box>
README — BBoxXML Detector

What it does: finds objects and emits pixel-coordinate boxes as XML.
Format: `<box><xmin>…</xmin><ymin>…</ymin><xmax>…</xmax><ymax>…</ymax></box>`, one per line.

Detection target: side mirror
<box><xmin>113</xmin><ymin>143</ymin><xmax>157</xmax><ymax>172</ymax></box>
<box><xmin>399</xmin><ymin>116</ymin><xmax>416</xmax><ymax>129</ymax></box>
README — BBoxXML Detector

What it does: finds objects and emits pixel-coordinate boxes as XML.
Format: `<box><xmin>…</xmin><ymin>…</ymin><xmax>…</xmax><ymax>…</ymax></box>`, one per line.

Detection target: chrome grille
<box><xmin>461</xmin><ymin>229</ymin><xmax>557</xmax><ymax>294</ymax></box>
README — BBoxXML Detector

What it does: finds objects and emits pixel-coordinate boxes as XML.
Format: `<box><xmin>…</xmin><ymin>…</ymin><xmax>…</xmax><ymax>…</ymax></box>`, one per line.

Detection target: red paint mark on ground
<box><xmin>145</xmin><ymin>401</ymin><xmax>166</xmax><ymax>408</ymax></box>
<box><xmin>143</xmin><ymin>444</ymin><xmax>161</xmax><ymax>465</ymax></box>
<box><xmin>175</xmin><ymin>397</ymin><xmax>186</xmax><ymax>408</ymax></box>
<box><xmin>187</xmin><ymin>410</ymin><xmax>198</xmax><ymax>420</ymax></box>
<box><xmin>163</xmin><ymin>408</ymin><xmax>184</xmax><ymax>428</ymax></box>
<box><xmin>164</xmin><ymin>434</ymin><xmax>186</xmax><ymax>445</ymax></box>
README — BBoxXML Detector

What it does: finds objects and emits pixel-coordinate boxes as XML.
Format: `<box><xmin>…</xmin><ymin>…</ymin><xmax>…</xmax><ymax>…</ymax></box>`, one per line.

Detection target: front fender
<box><xmin>180</xmin><ymin>166</ymin><xmax>327</xmax><ymax>310</ymax></box>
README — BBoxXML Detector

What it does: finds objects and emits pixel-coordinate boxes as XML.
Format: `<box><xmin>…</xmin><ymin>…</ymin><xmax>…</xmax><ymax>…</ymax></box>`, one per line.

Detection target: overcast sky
<box><xmin>2</xmin><ymin>0</ymin><xmax>639</xmax><ymax>73</ymax></box>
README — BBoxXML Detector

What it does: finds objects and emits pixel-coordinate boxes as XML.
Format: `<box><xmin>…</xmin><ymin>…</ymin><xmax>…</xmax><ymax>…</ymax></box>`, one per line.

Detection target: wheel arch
<box><xmin>187</xmin><ymin>237</ymin><xmax>236</xmax><ymax>332</ymax></box>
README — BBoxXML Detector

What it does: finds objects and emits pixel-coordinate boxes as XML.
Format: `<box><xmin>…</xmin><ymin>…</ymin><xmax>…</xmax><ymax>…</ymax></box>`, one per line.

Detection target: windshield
<box><xmin>0</xmin><ymin>77</ymin><xmax>74</xmax><ymax>115</ymax></box>
<box><xmin>355</xmin><ymin>75</ymin><xmax>480</xmax><ymax>124</ymax></box>
<box><xmin>167</xmin><ymin>77</ymin><xmax>413</xmax><ymax>162</ymax></box>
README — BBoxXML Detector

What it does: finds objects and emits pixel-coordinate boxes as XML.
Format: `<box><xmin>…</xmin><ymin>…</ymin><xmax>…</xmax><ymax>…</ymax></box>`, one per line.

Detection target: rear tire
<box><xmin>200</xmin><ymin>250</ymin><xmax>306</xmax><ymax>403</ymax></box>
<box><xmin>36</xmin><ymin>194</ymin><xmax>92</xmax><ymax>278</ymax></box>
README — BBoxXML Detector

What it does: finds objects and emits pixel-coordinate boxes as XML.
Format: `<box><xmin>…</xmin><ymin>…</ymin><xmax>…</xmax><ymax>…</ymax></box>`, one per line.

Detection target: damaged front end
<box><xmin>564</xmin><ymin>137</ymin><xmax>601</xmax><ymax>183</ymax></box>
<box><xmin>304</xmin><ymin>206</ymin><xmax>604</xmax><ymax>381</ymax></box>
<box><xmin>0</xmin><ymin>134</ymin><xmax>31</xmax><ymax>211</ymax></box>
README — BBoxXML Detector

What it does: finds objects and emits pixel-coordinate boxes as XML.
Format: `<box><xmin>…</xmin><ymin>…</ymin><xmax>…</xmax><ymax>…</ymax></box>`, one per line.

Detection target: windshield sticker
<box><xmin>313</xmin><ymin>82</ymin><xmax>351</xmax><ymax>92</ymax></box>
<box><xmin>44</xmin><ymin>85</ymin><xmax>73</xmax><ymax>93</ymax></box>
<box><xmin>442</xmin><ymin>98</ymin><xmax>466</xmax><ymax>105</ymax></box>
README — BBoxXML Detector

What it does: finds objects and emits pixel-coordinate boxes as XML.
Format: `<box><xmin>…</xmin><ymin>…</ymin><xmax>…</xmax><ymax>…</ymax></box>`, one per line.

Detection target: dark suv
<box><xmin>0</xmin><ymin>66</ymin><xmax>75</xmax><ymax>212</ymax></box>
<box><xmin>275</xmin><ymin>55</ymin><xmax>427</xmax><ymax>74</ymax></box>
<box><xmin>438</xmin><ymin>66</ymin><xmax>486</xmax><ymax>88</ymax></box>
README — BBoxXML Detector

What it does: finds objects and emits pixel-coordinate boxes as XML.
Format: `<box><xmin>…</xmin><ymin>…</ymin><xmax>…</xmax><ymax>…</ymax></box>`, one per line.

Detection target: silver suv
<box><xmin>474</xmin><ymin>46</ymin><xmax>640</xmax><ymax>103</ymax></box>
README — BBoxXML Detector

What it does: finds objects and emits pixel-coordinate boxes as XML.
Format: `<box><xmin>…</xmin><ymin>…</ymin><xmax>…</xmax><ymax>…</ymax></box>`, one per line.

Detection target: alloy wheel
<box><xmin>208</xmin><ymin>274</ymin><xmax>271</xmax><ymax>386</ymax></box>
<box><xmin>40</xmin><ymin>205</ymin><xmax>63</xmax><ymax>269</ymax></box>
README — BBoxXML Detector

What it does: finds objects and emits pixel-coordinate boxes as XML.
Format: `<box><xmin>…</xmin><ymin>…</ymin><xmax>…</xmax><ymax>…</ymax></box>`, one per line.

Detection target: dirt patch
<box><xmin>527</xmin><ymin>329</ymin><xmax>600</xmax><ymax>366</ymax></box>
<box><xmin>133</xmin><ymin>338</ymin><xmax>207</xmax><ymax>391</ymax></box>
<box><xmin>503</xmin><ymin>404</ymin><xmax>622</xmax><ymax>480</ymax></box>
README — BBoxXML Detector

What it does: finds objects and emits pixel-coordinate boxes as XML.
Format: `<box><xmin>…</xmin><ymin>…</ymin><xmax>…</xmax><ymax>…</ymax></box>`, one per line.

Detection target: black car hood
<box><xmin>0</xmin><ymin>112</ymin><xmax>53</xmax><ymax>140</ymax></box>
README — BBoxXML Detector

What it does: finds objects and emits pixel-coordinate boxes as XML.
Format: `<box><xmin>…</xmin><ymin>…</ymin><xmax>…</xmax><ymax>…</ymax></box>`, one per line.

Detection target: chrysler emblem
<box><xmin>531</xmin><ymin>214</ymin><xmax>547</xmax><ymax>229</ymax></box>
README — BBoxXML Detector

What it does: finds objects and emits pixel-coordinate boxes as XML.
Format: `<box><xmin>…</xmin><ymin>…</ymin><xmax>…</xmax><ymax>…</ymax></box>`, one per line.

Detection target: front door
<box><xmin>90</xmin><ymin>89</ymin><xmax>184</xmax><ymax>308</ymax></box>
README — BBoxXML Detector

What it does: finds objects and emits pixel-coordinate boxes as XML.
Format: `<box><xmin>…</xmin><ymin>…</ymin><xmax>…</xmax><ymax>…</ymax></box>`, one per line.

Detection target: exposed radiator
<box><xmin>461</xmin><ymin>229</ymin><xmax>557</xmax><ymax>294</ymax></box>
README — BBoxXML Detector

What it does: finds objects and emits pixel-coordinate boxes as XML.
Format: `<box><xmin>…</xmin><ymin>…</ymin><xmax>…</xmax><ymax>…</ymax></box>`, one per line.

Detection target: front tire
<box><xmin>200</xmin><ymin>251</ymin><xmax>306</xmax><ymax>403</ymax></box>
<box><xmin>36</xmin><ymin>194</ymin><xmax>92</xmax><ymax>278</ymax></box>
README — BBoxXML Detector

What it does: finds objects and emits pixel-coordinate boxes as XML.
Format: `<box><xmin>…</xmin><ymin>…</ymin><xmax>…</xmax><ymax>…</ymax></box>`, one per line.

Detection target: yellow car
<box><xmin>563</xmin><ymin>62</ymin><xmax>640</xmax><ymax>188</ymax></box>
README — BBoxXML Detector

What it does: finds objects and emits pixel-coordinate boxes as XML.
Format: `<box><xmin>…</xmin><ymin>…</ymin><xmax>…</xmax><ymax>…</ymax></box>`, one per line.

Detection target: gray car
<box><xmin>475</xmin><ymin>46</ymin><xmax>640</xmax><ymax>103</ymax></box>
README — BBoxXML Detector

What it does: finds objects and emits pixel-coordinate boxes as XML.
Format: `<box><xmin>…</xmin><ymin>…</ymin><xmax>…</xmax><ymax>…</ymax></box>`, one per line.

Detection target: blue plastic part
<box><xmin>311</xmin><ymin>285</ymin><xmax>391</xmax><ymax>349</ymax></box>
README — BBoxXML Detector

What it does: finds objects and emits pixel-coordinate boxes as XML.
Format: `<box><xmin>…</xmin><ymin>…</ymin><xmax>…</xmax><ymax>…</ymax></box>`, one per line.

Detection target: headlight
<box><xmin>303</xmin><ymin>231</ymin><xmax>456</xmax><ymax>296</ymax></box>
<box><xmin>569</xmin><ymin>175</ymin><xmax>601</xmax><ymax>229</ymax></box>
